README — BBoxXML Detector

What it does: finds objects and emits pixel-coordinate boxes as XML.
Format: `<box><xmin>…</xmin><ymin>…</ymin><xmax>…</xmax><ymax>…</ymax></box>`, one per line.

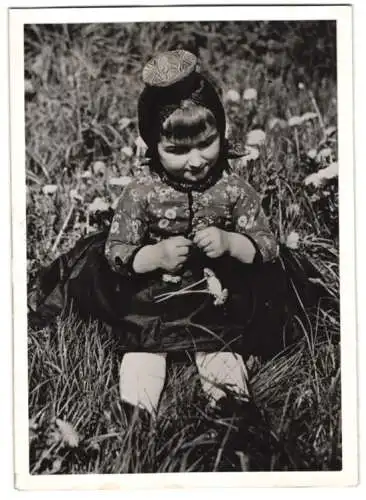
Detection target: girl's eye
<box><xmin>166</xmin><ymin>146</ymin><xmax>189</xmax><ymax>155</ymax></box>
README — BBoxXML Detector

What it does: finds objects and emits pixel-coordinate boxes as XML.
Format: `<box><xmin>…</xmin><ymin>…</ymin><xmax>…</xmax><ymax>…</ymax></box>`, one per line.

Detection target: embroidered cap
<box><xmin>142</xmin><ymin>50</ymin><xmax>198</xmax><ymax>88</ymax></box>
<box><xmin>138</xmin><ymin>50</ymin><xmax>227</xmax><ymax>152</ymax></box>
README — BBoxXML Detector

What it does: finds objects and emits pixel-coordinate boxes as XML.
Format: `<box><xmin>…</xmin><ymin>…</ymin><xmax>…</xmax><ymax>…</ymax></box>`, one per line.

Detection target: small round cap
<box><xmin>142</xmin><ymin>50</ymin><xmax>197</xmax><ymax>87</ymax></box>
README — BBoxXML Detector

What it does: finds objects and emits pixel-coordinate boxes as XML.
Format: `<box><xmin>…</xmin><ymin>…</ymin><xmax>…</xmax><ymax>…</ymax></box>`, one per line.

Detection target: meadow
<box><xmin>25</xmin><ymin>21</ymin><xmax>340</xmax><ymax>473</ymax></box>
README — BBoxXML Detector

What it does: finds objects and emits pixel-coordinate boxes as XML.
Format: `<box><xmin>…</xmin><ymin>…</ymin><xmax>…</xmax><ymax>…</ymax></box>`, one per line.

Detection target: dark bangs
<box><xmin>160</xmin><ymin>101</ymin><xmax>218</xmax><ymax>146</ymax></box>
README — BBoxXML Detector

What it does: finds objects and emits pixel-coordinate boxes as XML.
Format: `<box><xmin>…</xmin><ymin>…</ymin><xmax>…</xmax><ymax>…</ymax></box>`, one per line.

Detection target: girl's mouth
<box><xmin>185</xmin><ymin>165</ymin><xmax>209</xmax><ymax>179</ymax></box>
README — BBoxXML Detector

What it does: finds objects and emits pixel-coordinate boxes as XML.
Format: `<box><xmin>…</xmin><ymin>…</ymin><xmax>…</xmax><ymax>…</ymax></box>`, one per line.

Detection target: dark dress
<box><xmin>28</xmin><ymin>166</ymin><xmax>334</xmax><ymax>360</ymax></box>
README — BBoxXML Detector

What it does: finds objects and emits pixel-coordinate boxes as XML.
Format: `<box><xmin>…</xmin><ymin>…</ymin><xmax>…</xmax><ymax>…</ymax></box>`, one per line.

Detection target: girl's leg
<box><xmin>119</xmin><ymin>352</ymin><xmax>167</xmax><ymax>417</ymax></box>
<box><xmin>194</xmin><ymin>352</ymin><xmax>250</xmax><ymax>406</ymax></box>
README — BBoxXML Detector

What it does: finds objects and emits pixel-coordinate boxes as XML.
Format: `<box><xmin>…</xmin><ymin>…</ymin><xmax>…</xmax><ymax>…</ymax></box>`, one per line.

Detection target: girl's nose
<box><xmin>188</xmin><ymin>149</ymin><xmax>204</xmax><ymax>168</ymax></box>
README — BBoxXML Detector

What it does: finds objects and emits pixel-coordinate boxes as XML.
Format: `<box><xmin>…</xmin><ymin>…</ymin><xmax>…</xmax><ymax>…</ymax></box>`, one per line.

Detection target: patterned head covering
<box><xmin>138</xmin><ymin>50</ymin><xmax>227</xmax><ymax>153</ymax></box>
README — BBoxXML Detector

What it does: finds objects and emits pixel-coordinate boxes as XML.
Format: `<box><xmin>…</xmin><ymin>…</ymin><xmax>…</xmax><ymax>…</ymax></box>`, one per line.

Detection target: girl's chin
<box><xmin>183</xmin><ymin>167</ymin><xmax>210</xmax><ymax>182</ymax></box>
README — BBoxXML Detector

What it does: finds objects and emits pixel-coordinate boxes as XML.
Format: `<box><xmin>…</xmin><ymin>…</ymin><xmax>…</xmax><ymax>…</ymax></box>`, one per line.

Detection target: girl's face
<box><xmin>157</xmin><ymin>129</ymin><xmax>220</xmax><ymax>183</ymax></box>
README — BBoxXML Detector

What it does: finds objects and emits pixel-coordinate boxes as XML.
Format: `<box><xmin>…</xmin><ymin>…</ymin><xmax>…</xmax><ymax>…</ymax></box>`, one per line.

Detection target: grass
<box><xmin>26</xmin><ymin>22</ymin><xmax>340</xmax><ymax>473</ymax></box>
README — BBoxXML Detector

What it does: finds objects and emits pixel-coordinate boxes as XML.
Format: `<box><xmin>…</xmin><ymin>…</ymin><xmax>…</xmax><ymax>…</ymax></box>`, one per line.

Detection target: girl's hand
<box><xmin>156</xmin><ymin>236</ymin><xmax>192</xmax><ymax>272</ymax></box>
<box><xmin>193</xmin><ymin>227</ymin><xmax>230</xmax><ymax>259</ymax></box>
<box><xmin>133</xmin><ymin>236</ymin><xmax>191</xmax><ymax>273</ymax></box>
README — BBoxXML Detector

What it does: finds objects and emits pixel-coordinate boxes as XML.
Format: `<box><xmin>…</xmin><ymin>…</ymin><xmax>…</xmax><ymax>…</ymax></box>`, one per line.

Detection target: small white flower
<box><xmin>55</xmin><ymin>419</ymin><xmax>80</xmax><ymax>448</ymax></box>
<box><xmin>88</xmin><ymin>197</ymin><xmax>109</xmax><ymax>213</ymax></box>
<box><xmin>246</xmin><ymin>129</ymin><xmax>266</xmax><ymax>146</ymax></box>
<box><xmin>316</xmin><ymin>148</ymin><xmax>333</xmax><ymax>162</ymax></box>
<box><xmin>93</xmin><ymin>160</ymin><xmax>106</xmax><ymax>175</ymax></box>
<box><xmin>121</xmin><ymin>146</ymin><xmax>133</xmax><ymax>158</ymax></box>
<box><xmin>298</xmin><ymin>82</ymin><xmax>305</xmax><ymax>90</ymax></box>
<box><xmin>162</xmin><ymin>274</ymin><xmax>182</xmax><ymax>284</ymax></box>
<box><xmin>42</xmin><ymin>184</ymin><xmax>58</xmax><ymax>195</ymax></box>
<box><xmin>204</xmin><ymin>268</ymin><xmax>228</xmax><ymax>306</ymax></box>
<box><xmin>268</xmin><ymin>117</ymin><xmax>288</xmax><ymax>130</ymax></box>
<box><xmin>288</xmin><ymin>116</ymin><xmax>303</xmax><ymax>127</ymax></box>
<box><xmin>109</xmin><ymin>176</ymin><xmax>132</xmax><ymax>187</ymax></box>
<box><xmin>301</xmin><ymin>112</ymin><xmax>318</xmax><ymax>122</ymax></box>
<box><xmin>158</xmin><ymin>219</ymin><xmax>169</xmax><ymax>229</ymax></box>
<box><xmin>118</xmin><ymin>117</ymin><xmax>131</xmax><ymax>130</ymax></box>
<box><xmin>165</xmin><ymin>208</ymin><xmax>177</xmax><ymax>220</ymax></box>
<box><xmin>318</xmin><ymin>162</ymin><xmax>338</xmax><ymax>180</ymax></box>
<box><xmin>242</xmin><ymin>88</ymin><xmax>257</xmax><ymax>101</ymax></box>
<box><xmin>213</xmin><ymin>289</ymin><xmax>228</xmax><ymax>306</ymax></box>
<box><xmin>225</xmin><ymin>89</ymin><xmax>241</xmax><ymax>104</ymax></box>
<box><xmin>286</xmin><ymin>231</ymin><xmax>300</xmax><ymax>250</ymax></box>
<box><xmin>307</xmin><ymin>149</ymin><xmax>317</xmax><ymax>160</ymax></box>
<box><xmin>237</xmin><ymin>215</ymin><xmax>248</xmax><ymax>228</ymax></box>
<box><xmin>304</xmin><ymin>173</ymin><xmax>323</xmax><ymax>188</ymax></box>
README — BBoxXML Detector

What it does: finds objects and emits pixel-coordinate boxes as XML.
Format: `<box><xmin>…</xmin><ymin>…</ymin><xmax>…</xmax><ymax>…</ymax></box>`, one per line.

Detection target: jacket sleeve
<box><xmin>104</xmin><ymin>183</ymin><xmax>148</xmax><ymax>276</ymax></box>
<box><xmin>232</xmin><ymin>180</ymin><xmax>279</xmax><ymax>263</ymax></box>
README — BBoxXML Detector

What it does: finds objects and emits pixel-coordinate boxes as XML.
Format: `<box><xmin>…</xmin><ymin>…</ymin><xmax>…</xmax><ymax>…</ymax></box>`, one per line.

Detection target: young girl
<box><xmin>29</xmin><ymin>50</ymin><xmax>329</xmax><ymax>470</ymax></box>
<box><xmin>104</xmin><ymin>50</ymin><xmax>279</xmax><ymax>419</ymax></box>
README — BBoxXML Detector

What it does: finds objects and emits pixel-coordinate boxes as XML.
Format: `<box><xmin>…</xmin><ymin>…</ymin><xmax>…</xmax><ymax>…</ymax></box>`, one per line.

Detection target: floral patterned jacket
<box><xmin>105</xmin><ymin>168</ymin><xmax>278</xmax><ymax>275</ymax></box>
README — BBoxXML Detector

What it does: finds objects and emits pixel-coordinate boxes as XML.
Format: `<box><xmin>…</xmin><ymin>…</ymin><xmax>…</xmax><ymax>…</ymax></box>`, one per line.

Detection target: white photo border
<box><xmin>9</xmin><ymin>4</ymin><xmax>357</xmax><ymax>490</ymax></box>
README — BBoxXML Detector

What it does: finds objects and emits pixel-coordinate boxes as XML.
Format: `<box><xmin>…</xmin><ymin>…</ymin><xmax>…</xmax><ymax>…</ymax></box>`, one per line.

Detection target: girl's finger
<box><xmin>193</xmin><ymin>230</ymin><xmax>209</xmax><ymax>245</ymax></box>
<box><xmin>196</xmin><ymin>237</ymin><xmax>212</xmax><ymax>248</ymax></box>
<box><xmin>206</xmin><ymin>249</ymin><xmax>218</xmax><ymax>258</ymax></box>
<box><xmin>175</xmin><ymin>236</ymin><xmax>192</xmax><ymax>247</ymax></box>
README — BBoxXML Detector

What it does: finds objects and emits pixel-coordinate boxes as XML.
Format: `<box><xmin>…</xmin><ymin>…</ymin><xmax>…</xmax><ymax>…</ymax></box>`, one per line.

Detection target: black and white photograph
<box><xmin>9</xmin><ymin>4</ymin><xmax>357</xmax><ymax>489</ymax></box>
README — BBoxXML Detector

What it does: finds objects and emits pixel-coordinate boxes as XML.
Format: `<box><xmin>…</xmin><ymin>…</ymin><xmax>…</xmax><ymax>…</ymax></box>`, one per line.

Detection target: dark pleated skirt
<box><xmin>28</xmin><ymin>231</ymin><xmax>334</xmax><ymax>359</ymax></box>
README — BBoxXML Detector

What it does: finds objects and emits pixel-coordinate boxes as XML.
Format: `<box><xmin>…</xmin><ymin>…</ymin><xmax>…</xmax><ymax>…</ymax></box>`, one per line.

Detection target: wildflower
<box><xmin>164</xmin><ymin>208</ymin><xmax>177</xmax><ymax>220</ymax></box>
<box><xmin>118</xmin><ymin>117</ymin><xmax>131</xmax><ymax>130</ymax></box>
<box><xmin>42</xmin><ymin>184</ymin><xmax>57</xmax><ymax>195</ymax></box>
<box><xmin>307</xmin><ymin>149</ymin><xmax>317</xmax><ymax>160</ymax></box>
<box><xmin>242</xmin><ymin>88</ymin><xmax>257</xmax><ymax>101</ymax></box>
<box><xmin>304</xmin><ymin>173</ymin><xmax>323</xmax><ymax>188</ymax></box>
<box><xmin>237</xmin><ymin>215</ymin><xmax>248</xmax><ymax>228</ymax></box>
<box><xmin>316</xmin><ymin>148</ymin><xmax>332</xmax><ymax>162</ymax></box>
<box><xmin>55</xmin><ymin>419</ymin><xmax>80</xmax><ymax>448</ymax></box>
<box><xmin>298</xmin><ymin>82</ymin><xmax>305</xmax><ymax>90</ymax></box>
<box><xmin>268</xmin><ymin>117</ymin><xmax>287</xmax><ymax>130</ymax></box>
<box><xmin>288</xmin><ymin>116</ymin><xmax>303</xmax><ymax>127</ymax></box>
<box><xmin>225</xmin><ymin>89</ymin><xmax>241</xmax><ymax>104</ymax></box>
<box><xmin>158</xmin><ymin>219</ymin><xmax>169</xmax><ymax>229</ymax></box>
<box><xmin>87</xmin><ymin>197</ymin><xmax>109</xmax><ymax>213</ymax></box>
<box><xmin>301</xmin><ymin>112</ymin><xmax>318</xmax><ymax>122</ymax></box>
<box><xmin>162</xmin><ymin>274</ymin><xmax>182</xmax><ymax>284</ymax></box>
<box><xmin>109</xmin><ymin>176</ymin><xmax>132</xmax><ymax>187</ymax></box>
<box><xmin>246</xmin><ymin>129</ymin><xmax>266</xmax><ymax>146</ymax></box>
<box><xmin>317</xmin><ymin>162</ymin><xmax>338</xmax><ymax>180</ymax></box>
<box><xmin>286</xmin><ymin>231</ymin><xmax>300</xmax><ymax>250</ymax></box>
<box><xmin>121</xmin><ymin>146</ymin><xmax>133</xmax><ymax>158</ymax></box>
<box><xmin>93</xmin><ymin>160</ymin><xmax>106</xmax><ymax>176</ymax></box>
<box><xmin>204</xmin><ymin>268</ymin><xmax>228</xmax><ymax>306</ymax></box>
